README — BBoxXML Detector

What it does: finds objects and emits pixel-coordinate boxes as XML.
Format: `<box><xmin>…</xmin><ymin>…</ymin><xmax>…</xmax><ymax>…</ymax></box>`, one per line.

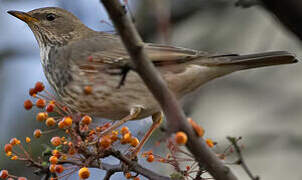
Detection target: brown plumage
<box><xmin>8</xmin><ymin>7</ymin><xmax>298</xmax><ymax>120</ymax></box>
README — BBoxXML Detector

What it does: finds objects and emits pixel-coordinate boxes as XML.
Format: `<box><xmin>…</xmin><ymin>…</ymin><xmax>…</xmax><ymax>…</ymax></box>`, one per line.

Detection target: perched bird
<box><xmin>8</xmin><ymin>7</ymin><xmax>297</xmax><ymax>155</ymax></box>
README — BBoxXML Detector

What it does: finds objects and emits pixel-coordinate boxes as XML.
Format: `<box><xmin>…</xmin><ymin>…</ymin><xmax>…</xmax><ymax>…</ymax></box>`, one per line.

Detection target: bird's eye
<box><xmin>46</xmin><ymin>14</ymin><xmax>55</xmax><ymax>21</ymax></box>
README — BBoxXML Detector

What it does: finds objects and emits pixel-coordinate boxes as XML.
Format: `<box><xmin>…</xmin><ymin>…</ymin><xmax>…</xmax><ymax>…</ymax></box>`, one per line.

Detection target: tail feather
<box><xmin>210</xmin><ymin>51</ymin><xmax>298</xmax><ymax>69</ymax></box>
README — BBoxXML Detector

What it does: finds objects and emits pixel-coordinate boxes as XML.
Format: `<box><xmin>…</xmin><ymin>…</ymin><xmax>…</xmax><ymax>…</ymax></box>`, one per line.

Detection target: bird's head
<box><xmin>8</xmin><ymin>7</ymin><xmax>93</xmax><ymax>47</ymax></box>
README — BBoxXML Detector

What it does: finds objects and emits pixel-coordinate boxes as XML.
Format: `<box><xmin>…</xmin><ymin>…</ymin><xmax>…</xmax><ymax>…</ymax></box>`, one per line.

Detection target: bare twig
<box><xmin>60</xmin><ymin>151</ymin><xmax>171</xmax><ymax>180</ymax></box>
<box><xmin>99</xmin><ymin>0</ymin><xmax>238</xmax><ymax>180</ymax></box>
<box><xmin>227</xmin><ymin>137</ymin><xmax>259</xmax><ymax>180</ymax></box>
<box><xmin>109</xmin><ymin>150</ymin><xmax>171</xmax><ymax>180</ymax></box>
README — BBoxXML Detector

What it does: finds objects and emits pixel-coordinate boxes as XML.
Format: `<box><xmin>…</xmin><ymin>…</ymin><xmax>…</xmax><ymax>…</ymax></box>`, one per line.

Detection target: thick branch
<box><xmin>109</xmin><ymin>150</ymin><xmax>171</xmax><ymax>180</ymax></box>
<box><xmin>100</xmin><ymin>0</ymin><xmax>238</xmax><ymax>180</ymax></box>
<box><xmin>260</xmin><ymin>0</ymin><xmax>302</xmax><ymax>41</ymax></box>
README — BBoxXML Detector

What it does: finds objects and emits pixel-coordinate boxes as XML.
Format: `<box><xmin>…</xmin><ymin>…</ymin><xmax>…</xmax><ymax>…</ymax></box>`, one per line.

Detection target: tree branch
<box><xmin>60</xmin><ymin>152</ymin><xmax>171</xmax><ymax>180</ymax></box>
<box><xmin>260</xmin><ymin>0</ymin><xmax>302</xmax><ymax>41</ymax></box>
<box><xmin>227</xmin><ymin>137</ymin><xmax>259</xmax><ymax>180</ymax></box>
<box><xmin>99</xmin><ymin>0</ymin><xmax>238</xmax><ymax>180</ymax></box>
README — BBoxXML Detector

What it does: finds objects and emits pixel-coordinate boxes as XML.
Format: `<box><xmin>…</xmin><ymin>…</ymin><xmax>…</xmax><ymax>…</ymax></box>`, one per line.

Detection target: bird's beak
<box><xmin>7</xmin><ymin>10</ymin><xmax>38</xmax><ymax>23</ymax></box>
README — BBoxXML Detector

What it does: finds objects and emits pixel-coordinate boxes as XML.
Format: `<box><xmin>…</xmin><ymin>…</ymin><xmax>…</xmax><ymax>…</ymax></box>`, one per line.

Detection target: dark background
<box><xmin>1</xmin><ymin>0</ymin><xmax>302</xmax><ymax>179</ymax></box>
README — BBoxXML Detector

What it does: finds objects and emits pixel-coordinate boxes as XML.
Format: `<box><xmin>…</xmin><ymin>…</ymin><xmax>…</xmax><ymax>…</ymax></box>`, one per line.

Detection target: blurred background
<box><xmin>1</xmin><ymin>0</ymin><xmax>302</xmax><ymax>179</ymax></box>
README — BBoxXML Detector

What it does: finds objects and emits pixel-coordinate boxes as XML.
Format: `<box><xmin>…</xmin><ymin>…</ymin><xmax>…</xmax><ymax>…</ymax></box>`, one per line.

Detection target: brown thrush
<box><xmin>8</xmin><ymin>7</ymin><xmax>297</xmax><ymax>155</ymax></box>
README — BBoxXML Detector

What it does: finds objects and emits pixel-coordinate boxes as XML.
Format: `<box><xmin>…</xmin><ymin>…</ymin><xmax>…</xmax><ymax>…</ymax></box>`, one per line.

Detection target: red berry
<box><xmin>29</xmin><ymin>88</ymin><xmax>38</xmax><ymax>96</ymax></box>
<box><xmin>24</xmin><ymin>100</ymin><xmax>33</xmax><ymax>110</ymax></box>
<box><xmin>36</xmin><ymin>99</ymin><xmax>46</xmax><ymax>108</ymax></box>
<box><xmin>4</xmin><ymin>144</ymin><xmax>13</xmax><ymax>153</ymax></box>
<box><xmin>46</xmin><ymin>104</ymin><xmax>55</xmax><ymax>113</ymax></box>
<box><xmin>34</xmin><ymin>81</ymin><xmax>45</xmax><ymax>92</ymax></box>
<box><xmin>55</xmin><ymin>165</ymin><xmax>64</xmax><ymax>173</ymax></box>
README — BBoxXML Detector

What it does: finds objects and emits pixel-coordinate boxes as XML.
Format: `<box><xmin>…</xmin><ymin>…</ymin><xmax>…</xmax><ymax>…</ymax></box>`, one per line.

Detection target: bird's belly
<box><xmin>57</xmin><ymin>71</ymin><xmax>160</xmax><ymax>120</ymax></box>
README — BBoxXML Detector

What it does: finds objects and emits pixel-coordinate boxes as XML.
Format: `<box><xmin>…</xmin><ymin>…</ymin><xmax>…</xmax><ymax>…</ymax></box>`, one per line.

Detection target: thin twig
<box><xmin>227</xmin><ymin>137</ymin><xmax>259</xmax><ymax>180</ymax></box>
<box><xmin>60</xmin><ymin>151</ymin><xmax>171</xmax><ymax>180</ymax></box>
<box><xmin>109</xmin><ymin>150</ymin><xmax>171</xmax><ymax>180</ymax></box>
<box><xmin>99</xmin><ymin>0</ymin><xmax>238</xmax><ymax>180</ymax></box>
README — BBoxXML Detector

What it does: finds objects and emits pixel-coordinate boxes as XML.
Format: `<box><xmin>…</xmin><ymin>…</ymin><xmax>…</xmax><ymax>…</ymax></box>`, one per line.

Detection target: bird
<box><xmin>8</xmin><ymin>7</ymin><xmax>297</xmax><ymax>156</ymax></box>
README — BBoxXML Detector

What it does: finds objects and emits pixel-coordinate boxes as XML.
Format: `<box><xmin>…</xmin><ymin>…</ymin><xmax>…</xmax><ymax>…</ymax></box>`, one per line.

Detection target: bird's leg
<box><xmin>100</xmin><ymin>107</ymin><xmax>142</xmax><ymax>137</ymax></box>
<box><xmin>129</xmin><ymin>112</ymin><xmax>163</xmax><ymax>159</ymax></box>
<box><xmin>117</xmin><ymin>64</ymin><xmax>131</xmax><ymax>88</ymax></box>
<box><xmin>105</xmin><ymin>62</ymin><xmax>133</xmax><ymax>88</ymax></box>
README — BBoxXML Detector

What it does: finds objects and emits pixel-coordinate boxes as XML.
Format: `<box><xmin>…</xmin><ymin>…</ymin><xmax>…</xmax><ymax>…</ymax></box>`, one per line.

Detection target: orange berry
<box><xmin>49</xmin><ymin>164</ymin><xmax>56</xmax><ymax>173</ymax></box>
<box><xmin>49</xmin><ymin>156</ymin><xmax>58</xmax><ymax>164</ymax></box>
<box><xmin>188</xmin><ymin>118</ymin><xmax>204</xmax><ymax>137</ymax></box>
<box><xmin>36</xmin><ymin>112</ymin><xmax>48</xmax><ymax>122</ymax></box>
<box><xmin>175</xmin><ymin>131</ymin><xmax>188</xmax><ymax>145</ymax></box>
<box><xmin>29</xmin><ymin>88</ymin><xmax>37</xmax><ymax>96</ymax></box>
<box><xmin>125</xmin><ymin>172</ymin><xmax>131</xmax><ymax>179</ymax></box>
<box><xmin>4</xmin><ymin>144</ymin><xmax>12</xmax><ymax>153</ymax></box>
<box><xmin>206</xmin><ymin>139</ymin><xmax>214</xmax><ymax>148</ymax></box>
<box><xmin>63</xmin><ymin>117</ymin><xmax>73</xmax><ymax>127</ymax></box>
<box><xmin>123</xmin><ymin>133</ymin><xmax>132</xmax><ymax>143</ymax></box>
<box><xmin>84</xmin><ymin>86</ymin><xmax>93</xmax><ymax>94</ymax></box>
<box><xmin>34</xmin><ymin>81</ymin><xmax>45</xmax><ymax>92</ymax></box>
<box><xmin>6</xmin><ymin>151</ymin><xmax>12</xmax><ymax>157</ymax></box>
<box><xmin>142</xmin><ymin>150</ymin><xmax>153</xmax><ymax>157</ymax></box>
<box><xmin>120</xmin><ymin>126</ymin><xmax>129</xmax><ymax>135</ymax></box>
<box><xmin>133</xmin><ymin>177</ymin><xmax>140</xmax><ymax>180</ymax></box>
<box><xmin>36</xmin><ymin>99</ymin><xmax>46</xmax><ymax>108</ymax></box>
<box><xmin>52</xmin><ymin>150</ymin><xmax>61</xmax><ymax>158</ymax></box>
<box><xmin>46</xmin><ymin>117</ymin><xmax>56</xmax><ymax>127</ymax></box>
<box><xmin>33</xmin><ymin>129</ymin><xmax>42</xmax><ymax>138</ymax></box>
<box><xmin>25</xmin><ymin>137</ymin><xmax>31</xmax><ymax>143</ymax></box>
<box><xmin>9</xmin><ymin>138</ymin><xmax>18</xmax><ymax>145</ymax></box>
<box><xmin>24</xmin><ymin>100</ymin><xmax>33</xmax><ymax>110</ymax></box>
<box><xmin>11</xmin><ymin>155</ymin><xmax>18</xmax><ymax>160</ymax></box>
<box><xmin>99</xmin><ymin>136</ymin><xmax>112</xmax><ymax>149</ymax></box>
<box><xmin>17</xmin><ymin>177</ymin><xmax>27</xmax><ymax>180</ymax></box>
<box><xmin>55</xmin><ymin>165</ymin><xmax>64</xmax><ymax>173</ymax></box>
<box><xmin>81</xmin><ymin>115</ymin><xmax>92</xmax><ymax>125</ymax></box>
<box><xmin>110</xmin><ymin>131</ymin><xmax>118</xmax><ymax>142</ymax></box>
<box><xmin>146</xmin><ymin>154</ymin><xmax>154</xmax><ymax>163</ymax></box>
<box><xmin>58</xmin><ymin>120</ymin><xmax>65</xmax><ymax>129</ymax></box>
<box><xmin>78</xmin><ymin>167</ymin><xmax>90</xmax><ymax>179</ymax></box>
<box><xmin>51</xmin><ymin>137</ymin><xmax>61</xmax><ymax>146</ymax></box>
<box><xmin>0</xmin><ymin>170</ymin><xmax>8</xmax><ymax>179</ymax></box>
<box><xmin>130</xmin><ymin>137</ymin><xmax>139</xmax><ymax>147</ymax></box>
<box><xmin>46</xmin><ymin>104</ymin><xmax>55</xmax><ymax>113</ymax></box>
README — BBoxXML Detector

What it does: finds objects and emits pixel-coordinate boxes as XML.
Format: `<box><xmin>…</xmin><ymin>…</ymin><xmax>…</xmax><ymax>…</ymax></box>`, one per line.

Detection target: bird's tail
<box><xmin>211</xmin><ymin>51</ymin><xmax>298</xmax><ymax>69</ymax></box>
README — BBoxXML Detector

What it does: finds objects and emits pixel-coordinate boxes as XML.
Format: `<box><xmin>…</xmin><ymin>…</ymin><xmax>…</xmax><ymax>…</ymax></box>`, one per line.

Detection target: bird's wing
<box><xmin>64</xmin><ymin>33</ymin><xmax>208</xmax><ymax>72</ymax></box>
<box><xmin>64</xmin><ymin>33</ymin><xmax>296</xmax><ymax>73</ymax></box>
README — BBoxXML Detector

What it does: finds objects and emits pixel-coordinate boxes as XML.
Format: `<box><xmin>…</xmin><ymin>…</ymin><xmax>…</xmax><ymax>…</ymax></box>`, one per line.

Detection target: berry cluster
<box><xmin>1</xmin><ymin>81</ymin><xmax>242</xmax><ymax>180</ymax></box>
